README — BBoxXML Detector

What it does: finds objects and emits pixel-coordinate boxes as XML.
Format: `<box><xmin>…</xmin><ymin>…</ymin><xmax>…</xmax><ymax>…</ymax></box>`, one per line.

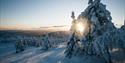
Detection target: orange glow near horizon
<box><xmin>0</xmin><ymin>25</ymin><xmax>70</xmax><ymax>31</ymax></box>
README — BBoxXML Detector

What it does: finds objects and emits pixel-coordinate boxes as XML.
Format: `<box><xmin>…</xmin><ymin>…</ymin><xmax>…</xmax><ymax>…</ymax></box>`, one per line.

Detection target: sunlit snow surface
<box><xmin>0</xmin><ymin>43</ymin><xmax>103</xmax><ymax>63</ymax></box>
<box><xmin>0</xmin><ymin>43</ymin><xmax>125</xmax><ymax>63</ymax></box>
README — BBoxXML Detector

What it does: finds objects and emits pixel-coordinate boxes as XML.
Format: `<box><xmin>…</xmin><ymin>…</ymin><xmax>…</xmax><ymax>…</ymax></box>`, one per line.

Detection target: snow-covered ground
<box><xmin>0</xmin><ymin>43</ymin><xmax>65</xmax><ymax>63</ymax></box>
<box><xmin>0</xmin><ymin>43</ymin><xmax>125</xmax><ymax>63</ymax></box>
<box><xmin>0</xmin><ymin>43</ymin><xmax>104</xmax><ymax>63</ymax></box>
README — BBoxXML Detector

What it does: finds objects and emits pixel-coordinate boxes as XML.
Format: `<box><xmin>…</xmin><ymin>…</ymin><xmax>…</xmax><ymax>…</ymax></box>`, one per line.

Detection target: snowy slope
<box><xmin>0</xmin><ymin>42</ymin><xmax>125</xmax><ymax>63</ymax></box>
<box><xmin>0</xmin><ymin>43</ymin><xmax>104</xmax><ymax>63</ymax></box>
<box><xmin>0</xmin><ymin>43</ymin><xmax>65</xmax><ymax>63</ymax></box>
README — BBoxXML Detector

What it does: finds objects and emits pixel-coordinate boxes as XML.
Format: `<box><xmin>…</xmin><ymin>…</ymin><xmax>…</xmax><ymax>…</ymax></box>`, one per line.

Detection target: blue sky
<box><xmin>0</xmin><ymin>0</ymin><xmax>125</xmax><ymax>29</ymax></box>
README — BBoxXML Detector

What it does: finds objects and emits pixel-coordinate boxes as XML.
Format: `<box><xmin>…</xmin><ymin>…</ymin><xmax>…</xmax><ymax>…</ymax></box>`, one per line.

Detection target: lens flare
<box><xmin>76</xmin><ymin>22</ymin><xmax>85</xmax><ymax>33</ymax></box>
<box><xmin>73</xmin><ymin>18</ymin><xmax>91</xmax><ymax>40</ymax></box>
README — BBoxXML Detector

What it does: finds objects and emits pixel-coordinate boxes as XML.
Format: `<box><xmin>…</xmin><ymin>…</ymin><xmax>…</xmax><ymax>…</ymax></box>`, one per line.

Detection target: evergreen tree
<box><xmin>65</xmin><ymin>0</ymin><xmax>116</xmax><ymax>63</ymax></box>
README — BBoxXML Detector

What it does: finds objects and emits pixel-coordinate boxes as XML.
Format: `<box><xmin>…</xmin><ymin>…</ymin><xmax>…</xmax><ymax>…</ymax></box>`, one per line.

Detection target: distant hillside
<box><xmin>0</xmin><ymin>25</ymin><xmax>70</xmax><ymax>31</ymax></box>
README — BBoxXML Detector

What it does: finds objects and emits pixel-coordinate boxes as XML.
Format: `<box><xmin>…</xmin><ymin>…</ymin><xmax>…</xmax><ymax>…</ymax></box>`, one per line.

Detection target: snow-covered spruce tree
<box><xmin>15</xmin><ymin>36</ymin><xmax>25</xmax><ymax>53</ymax></box>
<box><xmin>93</xmin><ymin>23</ymin><xmax>125</xmax><ymax>63</ymax></box>
<box><xmin>65</xmin><ymin>11</ymin><xmax>84</xmax><ymax>58</ymax></box>
<box><xmin>65</xmin><ymin>0</ymin><xmax>116</xmax><ymax>63</ymax></box>
<box><xmin>41</xmin><ymin>34</ymin><xmax>52</xmax><ymax>50</ymax></box>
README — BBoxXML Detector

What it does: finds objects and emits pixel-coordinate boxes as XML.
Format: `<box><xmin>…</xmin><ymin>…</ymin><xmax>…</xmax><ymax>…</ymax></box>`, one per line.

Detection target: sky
<box><xmin>0</xmin><ymin>0</ymin><xmax>125</xmax><ymax>30</ymax></box>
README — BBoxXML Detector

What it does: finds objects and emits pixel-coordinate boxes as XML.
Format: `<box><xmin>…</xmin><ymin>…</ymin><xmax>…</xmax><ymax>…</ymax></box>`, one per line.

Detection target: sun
<box><xmin>73</xmin><ymin>18</ymin><xmax>91</xmax><ymax>37</ymax></box>
<box><xmin>76</xmin><ymin>22</ymin><xmax>85</xmax><ymax>33</ymax></box>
